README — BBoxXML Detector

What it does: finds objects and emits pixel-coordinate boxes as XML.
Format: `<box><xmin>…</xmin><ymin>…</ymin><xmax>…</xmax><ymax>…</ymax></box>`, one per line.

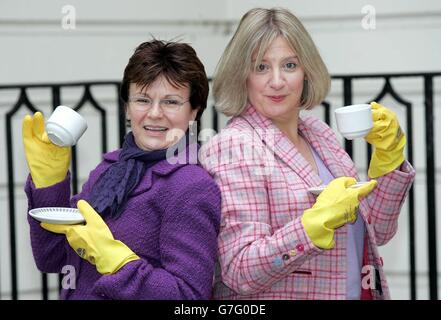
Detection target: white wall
<box><xmin>0</xmin><ymin>0</ymin><xmax>440</xmax><ymax>299</ymax></box>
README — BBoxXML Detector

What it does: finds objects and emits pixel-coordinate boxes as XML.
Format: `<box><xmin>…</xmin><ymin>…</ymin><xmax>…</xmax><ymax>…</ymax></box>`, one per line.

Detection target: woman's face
<box><xmin>126</xmin><ymin>76</ymin><xmax>198</xmax><ymax>151</ymax></box>
<box><xmin>246</xmin><ymin>36</ymin><xmax>305</xmax><ymax>128</ymax></box>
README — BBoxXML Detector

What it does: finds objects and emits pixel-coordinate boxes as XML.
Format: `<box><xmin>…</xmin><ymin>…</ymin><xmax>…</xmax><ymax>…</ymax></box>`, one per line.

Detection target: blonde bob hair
<box><xmin>213</xmin><ymin>7</ymin><xmax>330</xmax><ymax>117</ymax></box>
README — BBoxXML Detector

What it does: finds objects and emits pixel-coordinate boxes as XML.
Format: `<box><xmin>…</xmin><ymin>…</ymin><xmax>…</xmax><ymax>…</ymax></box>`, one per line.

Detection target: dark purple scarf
<box><xmin>88</xmin><ymin>131</ymin><xmax>182</xmax><ymax>219</ymax></box>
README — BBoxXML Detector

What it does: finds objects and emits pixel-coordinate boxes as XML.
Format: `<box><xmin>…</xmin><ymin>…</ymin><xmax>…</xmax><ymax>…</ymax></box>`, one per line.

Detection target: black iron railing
<box><xmin>1</xmin><ymin>72</ymin><xmax>439</xmax><ymax>300</ymax></box>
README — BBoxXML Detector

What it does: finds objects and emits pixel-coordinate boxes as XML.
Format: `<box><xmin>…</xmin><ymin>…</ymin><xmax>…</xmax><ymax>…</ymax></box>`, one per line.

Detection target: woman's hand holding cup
<box><xmin>364</xmin><ymin>102</ymin><xmax>406</xmax><ymax>178</ymax></box>
<box><xmin>334</xmin><ymin>102</ymin><xmax>406</xmax><ymax>178</ymax></box>
<box><xmin>22</xmin><ymin>111</ymin><xmax>72</xmax><ymax>188</ymax></box>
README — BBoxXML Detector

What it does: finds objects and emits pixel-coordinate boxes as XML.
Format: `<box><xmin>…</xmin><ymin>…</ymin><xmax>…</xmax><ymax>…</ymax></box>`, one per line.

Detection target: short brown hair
<box><xmin>213</xmin><ymin>7</ymin><xmax>330</xmax><ymax>116</ymax></box>
<box><xmin>121</xmin><ymin>39</ymin><xmax>209</xmax><ymax>120</ymax></box>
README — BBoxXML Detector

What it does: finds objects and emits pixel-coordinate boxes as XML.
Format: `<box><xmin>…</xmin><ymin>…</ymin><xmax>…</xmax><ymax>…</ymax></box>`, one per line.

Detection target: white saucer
<box><xmin>308</xmin><ymin>181</ymin><xmax>370</xmax><ymax>195</ymax></box>
<box><xmin>28</xmin><ymin>207</ymin><xmax>85</xmax><ymax>225</ymax></box>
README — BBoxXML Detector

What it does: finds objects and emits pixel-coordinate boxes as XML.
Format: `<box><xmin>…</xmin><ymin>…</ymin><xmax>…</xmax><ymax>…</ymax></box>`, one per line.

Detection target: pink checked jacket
<box><xmin>199</xmin><ymin>104</ymin><xmax>415</xmax><ymax>300</ymax></box>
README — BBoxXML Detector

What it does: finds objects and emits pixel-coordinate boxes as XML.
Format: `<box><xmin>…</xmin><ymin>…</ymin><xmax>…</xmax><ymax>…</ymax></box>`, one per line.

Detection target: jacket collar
<box><xmin>240</xmin><ymin>104</ymin><xmax>352</xmax><ymax>187</ymax></box>
<box><xmin>102</xmin><ymin>143</ymin><xmax>198</xmax><ymax>194</ymax></box>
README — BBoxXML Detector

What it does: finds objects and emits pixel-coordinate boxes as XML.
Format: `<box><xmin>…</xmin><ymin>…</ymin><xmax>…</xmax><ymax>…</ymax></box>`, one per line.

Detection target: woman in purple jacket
<box><xmin>22</xmin><ymin>40</ymin><xmax>221</xmax><ymax>300</ymax></box>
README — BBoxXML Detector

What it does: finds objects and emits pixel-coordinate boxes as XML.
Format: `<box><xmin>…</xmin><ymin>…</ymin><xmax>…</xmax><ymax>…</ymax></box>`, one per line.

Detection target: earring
<box><xmin>189</xmin><ymin>120</ymin><xmax>197</xmax><ymax>136</ymax></box>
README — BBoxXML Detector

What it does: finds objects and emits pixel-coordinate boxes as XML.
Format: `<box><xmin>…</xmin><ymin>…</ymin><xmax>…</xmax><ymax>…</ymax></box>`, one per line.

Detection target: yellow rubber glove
<box><xmin>301</xmin><ymin>177</ymin><xmax>377</xmax><ymax>249</ymax></box>
<box><xmin>22</xmin><ymin>112</ymin><xmax>71</xmax><ymax>188</ymax></box>
<box><xmin>365</xmin><ymin>102</ymin><xmax>406</xmax><ymax>178</ymax></box>
<box><xmin>41</xmin><ymin>200</ymin><xmax>140</xmax><ymax>275</ymax></box>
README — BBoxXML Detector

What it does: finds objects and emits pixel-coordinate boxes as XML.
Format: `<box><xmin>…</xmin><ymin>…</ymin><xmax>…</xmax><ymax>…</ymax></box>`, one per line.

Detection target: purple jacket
<box><xmin>25</xmin><ymin>148</ymin><xmax>221</xmax><ymax>300</ymax></box>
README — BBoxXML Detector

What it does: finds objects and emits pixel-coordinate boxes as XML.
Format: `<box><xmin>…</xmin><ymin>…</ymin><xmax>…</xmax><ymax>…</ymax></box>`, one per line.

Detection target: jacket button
<box><xmin>296</xmin><ymin>244</ymin><xmax>304</xmax><ymax>252</ymax></box>
<box><xmin>289</xmin><ymin>249</ymin><xmax>297</xmax><ymax>257</ymax></box>
<box><xmin>282</xmin><ymin>254</ymin><xmax>290</xmax><ymax>261</ymax></box>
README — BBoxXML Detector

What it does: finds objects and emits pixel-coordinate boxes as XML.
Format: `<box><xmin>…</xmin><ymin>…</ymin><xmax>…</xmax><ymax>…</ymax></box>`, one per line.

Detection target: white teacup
<box><xmin>334</xmin><ymin>104</ymin><xmax>373</xmax><ymax>140</ymax></box>
<box><xmin>45</xmin><ymin>105</ymin><xmax>87</xmax><ymax>147</ymax></box>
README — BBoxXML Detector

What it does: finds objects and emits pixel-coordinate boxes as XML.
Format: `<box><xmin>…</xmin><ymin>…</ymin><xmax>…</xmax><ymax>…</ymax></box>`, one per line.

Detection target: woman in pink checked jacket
<box><xmin>199</xmin><ymin>7</ymin><xmax>415</xmax><ymax>300</ymax></box>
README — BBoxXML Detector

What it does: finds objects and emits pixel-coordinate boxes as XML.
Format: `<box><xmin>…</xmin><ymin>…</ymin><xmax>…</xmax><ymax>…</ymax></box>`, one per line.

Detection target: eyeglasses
<box><xmin>128</xmin><ymin>95</ymin><xmax>190</xmax><ymax>113</ymax></box>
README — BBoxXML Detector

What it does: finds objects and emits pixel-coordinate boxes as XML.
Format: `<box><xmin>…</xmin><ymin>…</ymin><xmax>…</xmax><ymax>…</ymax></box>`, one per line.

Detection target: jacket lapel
<box><xmin>298</xmin><ymin>117</ymin><xmax>354</xmax><ymax>179</ymax></box>
<box><xmin>240</xmin><ymin>106</ymin><xmax>323</xmax><ymax>188</ymax></box>
<box><xmin>102</xmin><ymin>146</ymin><xmax>192</xmax><ymax>196</ymax></box>
<box><xmin>241</xmin><ymin>105</ymin><xmax>356</xmax><ymax>188</ymax></box>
